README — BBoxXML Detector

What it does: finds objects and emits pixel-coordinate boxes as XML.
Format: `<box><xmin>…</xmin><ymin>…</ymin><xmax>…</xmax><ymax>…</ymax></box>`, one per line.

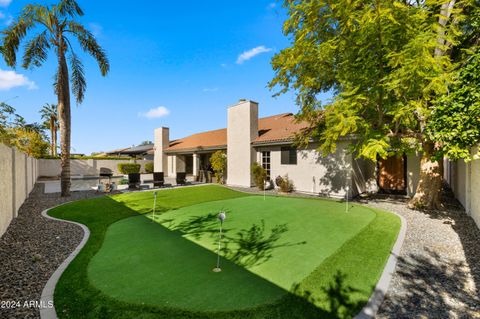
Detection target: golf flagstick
<box><xmin>152</xmin><ymin>191</ymin><xmax>157</xmax><ymax>221</ymax></box>
<box><xmin>213</xmin><ymin>211</ymin><xmax>226</xmax><ymax>272</ymax></box>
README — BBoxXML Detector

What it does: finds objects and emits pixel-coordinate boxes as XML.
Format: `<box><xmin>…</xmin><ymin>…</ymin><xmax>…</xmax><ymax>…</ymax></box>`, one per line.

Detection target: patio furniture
<box><xmin>153</xmin><ymin>172</ymin><xmax>165</xmax><ymax>188</ymax></box>
<box><xmin>176</xmin><ymin>172</ymin><xmax>187</xmax><ymax>185</ymax></box>
<box><xmin>128</xmin><ymin>173</ymin><xmax>141</xmax><ymax>189</ymax></box>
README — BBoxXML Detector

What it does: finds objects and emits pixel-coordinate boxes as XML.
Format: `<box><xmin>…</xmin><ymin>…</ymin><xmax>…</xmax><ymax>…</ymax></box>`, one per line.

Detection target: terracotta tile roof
<box><xmin>164</xmin><ymin>113</ymin><xmax>308</xmax><ymax>152</ymax></box>
<box><xmin>254</xmin><ymin>113</ymin><xmax>309</xmax><ymax>144</ymax></box>
<box><xmin>166</xmin><ymin>128</ymin><xmax>227</xmax><ymax>152</ymax></box>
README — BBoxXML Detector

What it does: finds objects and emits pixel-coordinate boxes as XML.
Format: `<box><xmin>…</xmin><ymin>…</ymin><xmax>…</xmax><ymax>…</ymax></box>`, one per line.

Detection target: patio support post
<box><xmin>193</xmin><ymin>153</ymin><xmax>199</xmax><ymax>181</ymax></box>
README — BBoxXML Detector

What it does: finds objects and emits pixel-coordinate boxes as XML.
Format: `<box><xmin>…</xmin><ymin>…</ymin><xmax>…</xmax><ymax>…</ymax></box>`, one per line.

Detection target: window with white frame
<box><xmin>261</xmin><ymin>151</ymin><xmax>271</xmax><ymax>178</ymax></box>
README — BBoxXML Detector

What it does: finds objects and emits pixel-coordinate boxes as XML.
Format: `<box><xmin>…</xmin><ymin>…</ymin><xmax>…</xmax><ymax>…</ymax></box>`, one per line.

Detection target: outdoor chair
<box><xmin>153</xmin><ymin>172</ymin><xmax>165</xmax><ymax>188</ymax></box>
<box><xmin>128</xmin><ymin>173</ymin><xmax>141</xmax><ymax>189</ymax></box>
<box><xmin>176</xmin><ymin>172</ymin><xmax>187</xmax><ymax>185</ymax></box>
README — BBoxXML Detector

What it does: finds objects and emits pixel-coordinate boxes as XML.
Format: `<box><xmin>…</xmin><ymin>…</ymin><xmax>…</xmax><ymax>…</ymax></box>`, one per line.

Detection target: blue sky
<box><xmin>0</xmin><ymin>0</ymin><xmax>328</xmax><ymax>154</ymax></box>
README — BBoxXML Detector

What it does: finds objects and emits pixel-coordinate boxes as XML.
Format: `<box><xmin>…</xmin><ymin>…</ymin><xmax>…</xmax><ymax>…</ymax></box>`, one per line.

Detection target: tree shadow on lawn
<box><xmin>282</xmin><ymin>271</ymin><xmax>368</xmax><ymax>319</ymax></box>
<box><xmin>221</xmin><ymin>220</ymin><xmax>307</xmax><ymax>267</ymax></box>
<box><xmin>157</xmin><ymin>211</ymin><xmax>307</xmax><ymax>268</ymax></box>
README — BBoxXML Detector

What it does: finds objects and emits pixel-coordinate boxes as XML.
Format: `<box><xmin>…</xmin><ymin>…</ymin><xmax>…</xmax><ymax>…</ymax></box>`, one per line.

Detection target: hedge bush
<box><xmin>145</xmin><ymin>162</ymin><xmax>154</xmax><ymax>173</ymax></box>
<box><xmin>251</xmin><ymin>162</ymin><xmax>267</xmax><ymax>190</ymax></box>
<box><xmin>117</xmin><ymin>163</ymin><xmax>141</xmax><ymax>174</ymax></box>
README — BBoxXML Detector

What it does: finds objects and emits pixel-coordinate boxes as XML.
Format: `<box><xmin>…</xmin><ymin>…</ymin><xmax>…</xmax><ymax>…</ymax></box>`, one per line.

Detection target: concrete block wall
<box><xmin>38</xmin><ymin>159</ymin><xmax>153</xmax><ymax>177</ymax></box>
<box><xmin>449</xmin><ymin>146</ymin><xmax>480</xmax><ymax>230</ymax></box>
<box><xmin>0</xmin><ymin>144</ymin><xmax>39</xmax><ymax>238</ymax></box>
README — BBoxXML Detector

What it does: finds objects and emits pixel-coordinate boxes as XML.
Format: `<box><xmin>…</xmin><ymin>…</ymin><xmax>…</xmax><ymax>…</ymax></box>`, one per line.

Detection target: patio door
<box><xmin>185</xmin><ymin>155</ymin><xmax>193</xmax><ymax>175</ymax></box>
<box><xmin>378</xmin><ymin>155</ymin><xmax>406</xmax><ymax>194</ymax></box>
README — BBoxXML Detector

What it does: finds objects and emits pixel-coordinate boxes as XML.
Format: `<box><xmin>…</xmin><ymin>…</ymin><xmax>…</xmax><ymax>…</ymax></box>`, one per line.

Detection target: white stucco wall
<box><xmin>38</xmin><ymin>159</ymin><xmax>153</xmax><ymax>177</ymax></box>
<box><xmin>255</xmin><ymin>142</ymin><xmax>354</xmax><ymax>198</ymax></box>
<box><xmin>0</xmin><ymin>145</ymin><xmax>14</xmax><ymax>238</ymax></box>
<box><xmin>0</xmin><ymin>145</ymin><xmax>38</xmax><ymax>238</ymax></box>
<box><xmin>227</xmin><ymin>100</ymin><xmax>258</xmax><ymax>187</ymax></box>
<box><xmin>154</xmin><ymin>127</ymin><xmax>169</xmax><ymax>174</ymax></box>
<box><xmin>470</xmin><ymin>155</ymin><xmax>480</xmax><ymax>228</ymax></box>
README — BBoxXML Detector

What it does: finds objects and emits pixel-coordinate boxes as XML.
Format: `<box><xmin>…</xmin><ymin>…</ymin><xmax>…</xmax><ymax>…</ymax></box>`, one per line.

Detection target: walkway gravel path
<box><xmin>0</xmin><ymin>184</ymin><xmax>102</xmax><ymax>318</ymax></box>
<box><xmin>1</xmin><ymin>184</ymin><xmax>479</xmax><ymax>318</ymax></box>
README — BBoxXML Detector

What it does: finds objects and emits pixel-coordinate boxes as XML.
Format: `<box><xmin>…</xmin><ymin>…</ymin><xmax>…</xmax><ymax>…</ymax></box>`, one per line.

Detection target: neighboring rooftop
<box><xmin>164</xmin><ymin>113</ymin><xmax>308</xmax><ymax>153</ymax></box>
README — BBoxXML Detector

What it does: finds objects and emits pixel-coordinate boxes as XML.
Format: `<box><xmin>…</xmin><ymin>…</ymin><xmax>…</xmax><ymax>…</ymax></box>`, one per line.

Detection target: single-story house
<box><xmin>105</xmin><ymin>144</ymin><xmax>154</xmax><ymax>160</ymax></box>
<box><xmin>154</xmin><ymin>99</ymin><xmax>421</xmax><ymax>198</ymax></box>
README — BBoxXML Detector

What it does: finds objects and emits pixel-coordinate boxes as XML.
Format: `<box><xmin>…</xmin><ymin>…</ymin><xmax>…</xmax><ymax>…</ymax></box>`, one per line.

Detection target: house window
<box><xmin>261</xmin><ymin>151</ymin><xmax>271</xmax><ymax>178</ymax></box>
<box><xmin>281</xmin><ymin>147</ymin><xmax>297</xmax><ymax>165</ymax></box>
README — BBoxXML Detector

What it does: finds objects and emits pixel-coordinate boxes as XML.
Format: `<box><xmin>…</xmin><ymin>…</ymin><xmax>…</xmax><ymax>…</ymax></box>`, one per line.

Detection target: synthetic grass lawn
<box><xmin>48</xmin><ymin>185</ymin><xmax>401</xmax><ymax>319</ymax></box>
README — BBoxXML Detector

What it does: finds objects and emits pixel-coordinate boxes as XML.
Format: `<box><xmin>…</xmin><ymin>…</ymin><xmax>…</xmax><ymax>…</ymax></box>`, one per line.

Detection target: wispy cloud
<box><xmin>0</xmin><ymin>10</ymin><xmax>12</xmax><ymax>25</ymax></box>
<box><xmin>138</xmin><ymin>106</ymin><xmax>170</xmax><ymax>119</ymax></box>
<box><xmin>236</xmin><ymin>46</ymin><xmax>272</xmax><ymax>64</ymax></box>
<box><xmin>0</xmin><ymin>69</ymin><xmax>38</xmax><ymax>91</ymax></box>
<box><xmin>0</xmin><ymin>0</ymin><xmax>12</xmax><ymax>7</ymax></box>
<box><xmin>268</xmin><ymin>2</ymin><xmax>276</xmax><ymax>9</ymax></box>
<box><xmin>89</xmin><ymin>22</ymin><xmax>103</xmax><ymax>37</ymax></box>
<box><xmin>202</xmin><ymin>87</ymin><xmax>219</xmax><ymax>92</ymax></box>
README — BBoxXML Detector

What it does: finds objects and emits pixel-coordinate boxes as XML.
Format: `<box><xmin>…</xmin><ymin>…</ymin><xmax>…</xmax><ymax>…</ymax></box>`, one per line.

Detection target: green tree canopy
<box><xmin>270</xmin><ymin>0</ymin><xmax>479</xmax><ymax>209</ymax></box>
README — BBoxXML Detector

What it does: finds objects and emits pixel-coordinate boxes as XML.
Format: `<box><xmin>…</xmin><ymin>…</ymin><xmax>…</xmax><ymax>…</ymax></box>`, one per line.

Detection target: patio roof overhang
<box><xmin>164</xmin><ymin>145</ymin><xmax>226</xmax><ymax>155</ymax></box>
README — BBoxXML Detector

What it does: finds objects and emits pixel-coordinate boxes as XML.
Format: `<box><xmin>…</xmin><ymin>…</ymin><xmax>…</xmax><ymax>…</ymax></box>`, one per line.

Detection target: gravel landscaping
<box><xmin>0</xmin><ymin>184</ymin><xmax>104</xmax><ymax>318</ymax></box>
<box><xmin>0</xmin><ymin>184</ymin><xmax>479</xmax><ymax>318</ymax></box>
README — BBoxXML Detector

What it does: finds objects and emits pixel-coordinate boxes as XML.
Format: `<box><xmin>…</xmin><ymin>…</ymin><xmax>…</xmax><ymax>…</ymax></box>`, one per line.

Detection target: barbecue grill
<box><xmin>99</xmin><ymin>167</ymin><xmax>113</xmax><ymax>183</ymax></box>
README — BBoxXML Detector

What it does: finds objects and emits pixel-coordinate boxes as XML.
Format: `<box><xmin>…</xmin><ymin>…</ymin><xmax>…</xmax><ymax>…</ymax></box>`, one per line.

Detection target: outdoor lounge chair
<box><xmin>128</xmin><ymin>173</ymin><xmax>141</xmax><ymax>189</ymax></box>
<box><xmin>153</xmin><ymin>172</ymin><xmax>164</xmax><ymax>188</ymax></box>
<box><xmin>176</xmin><ymin>172</ymin><xmax>187</xmax><ymax>185</ymax></box>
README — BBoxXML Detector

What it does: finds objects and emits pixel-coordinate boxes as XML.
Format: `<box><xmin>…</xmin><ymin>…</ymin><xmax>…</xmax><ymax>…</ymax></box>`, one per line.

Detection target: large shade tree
<box><xmin>1</xmin><ymin>0</ymin><xmax>109</xmax><ymax>196</ymax></box>
<box><xmin>270</xmin><ymin>0</ymin><xmax>479</xmax><ymax>209</ymax></box>
<box><xmin>40</xmin><ymin>103</ymin><xmax>59</xmax><ymax>156</ymax></box>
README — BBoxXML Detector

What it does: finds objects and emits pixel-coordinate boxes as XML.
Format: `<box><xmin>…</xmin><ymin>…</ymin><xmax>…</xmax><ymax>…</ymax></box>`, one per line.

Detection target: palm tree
<box><xmin>40</xmin><ymin>103</ymin><xmax>59</xmax><ymax>156</ymax></box>
<box><xmin>1</xmin><ymin>0</ymin><xmax>109</xmax><ymax>196</ymax></box>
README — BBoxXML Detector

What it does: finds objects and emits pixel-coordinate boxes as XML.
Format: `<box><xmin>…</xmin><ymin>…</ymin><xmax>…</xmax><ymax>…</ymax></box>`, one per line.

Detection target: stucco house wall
<box><xmin>227</xmin><ymin>100</ymin><xmax>258</xmax><ymax>187</ymax></box>
<box><xmin>255</xmin><ymin>142</ymin><xmax>361</xmax><ymax>198</ymax></box>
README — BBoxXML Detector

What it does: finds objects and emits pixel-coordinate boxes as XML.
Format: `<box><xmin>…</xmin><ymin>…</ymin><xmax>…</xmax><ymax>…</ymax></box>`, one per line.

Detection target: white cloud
<box><xmin>0</xmin><ymin>0</ymin><xmax>12</xmax><ymax>7</ymax></box>
<box><xmin>220</xmin><ymin>63</ymin><xmax>227</xmax><ymax>68</ymax></box>
<box><xmin>268</xmin><ymin>2</ymin><xmax>276</xmax><ymax>9</ymax></box>
<box><xmin>0</xmin><ymin>11</ymin><xmax>4</xmax><ymax>18</ymax></box>
<box><xmin>89</xmin><ymin>22</ymin><xmax>103</xmax><ymax>37</ymax></box>
<box><xmin>236</xmin><ymin>46</ymin><xmax>272</xmax><ymax>64</ymax></box>
<box><xmin>0</xmin><ymin>69</ymin><xmax>38</xmax><ymax>91</ymax></box>
<box><xmin>202</xmin><ymin>87</ymin><xmax>218</xmax><ymax>92</ymax></box>
<box><xmin>139</xmin><ymin>106</ymin><xmax>170</xmax><ymax>119</ymax></box>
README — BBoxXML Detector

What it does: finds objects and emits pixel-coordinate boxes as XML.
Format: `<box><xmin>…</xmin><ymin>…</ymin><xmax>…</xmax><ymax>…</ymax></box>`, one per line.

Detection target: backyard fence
<box><xmin>38</xmin><ymin>159</ymin><xmax>153</xmax><ymax>177</ymax></box>
<box><xmin>446</xmin><ymin>146</ymin><xmax>480</xmax><ymax>229</ymax></box>
<box><xmin>0</xmin><ymin>144</ymin><xmax>39</xmax><ymax>238</ymax></box>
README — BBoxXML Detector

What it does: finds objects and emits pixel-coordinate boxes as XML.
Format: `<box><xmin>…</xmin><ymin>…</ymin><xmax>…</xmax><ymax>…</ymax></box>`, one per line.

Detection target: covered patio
<box><xmin>155</xmin><ymin>126</ymin><xmax>227</xmax><ymax>182</ymax></box>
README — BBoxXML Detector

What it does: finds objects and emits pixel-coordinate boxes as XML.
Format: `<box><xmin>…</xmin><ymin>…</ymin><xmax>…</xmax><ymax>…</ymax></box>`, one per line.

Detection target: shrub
<box><xmin>278</xmin><ymin>174</ymin><xmax>294</xmax><ymax>193</ymax></box>
<box><xmin>251</xmin><ymin>162</ymin><xmax>267</xmax><ymax>190</ymax></box>
<box><xmin>117</xmin><ymin>163</ymin><xmax>141</xmax><ymax>174</ymax></box>
<box><xmin>210</xmin><ymin>150</ymin><xmax>227</xmax><ymax>184</ymax></box>
<box><xmin>145</xmin><ymin>162</ymin><xmax>154</xmax><ymax>173</ymax></box>
<box><xmin>275</xmin><ymin>175</ymin><xmax>283</xmax><ymax>187</ymax></box>
<box><xmin>118</xmin><ymin>178</ymin><xmax>129</xmax><ymax>185</ymax></box>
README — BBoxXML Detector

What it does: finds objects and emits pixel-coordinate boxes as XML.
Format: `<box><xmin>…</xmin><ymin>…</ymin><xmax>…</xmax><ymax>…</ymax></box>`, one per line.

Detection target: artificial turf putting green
<box><xmin>48</xmin><ymin>185</ymin><xmax>401</xmax><ymax>319</ymax></box>
<box><xmin>89</xmin><ymin>196</ymin><xmax>376</xmax><ymax>311</ymax></box>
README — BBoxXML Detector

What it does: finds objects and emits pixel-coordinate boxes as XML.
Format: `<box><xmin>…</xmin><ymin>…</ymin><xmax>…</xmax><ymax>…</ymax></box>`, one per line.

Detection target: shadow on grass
<box><xmin>221</xmin><ymin>220</ymin><xmax>307</xmax><ymax>267</ymax></box>
<box><xmin>50</xmin><ymin>193</ymin><xmax>372</xmax><ymax>319</ymax></box>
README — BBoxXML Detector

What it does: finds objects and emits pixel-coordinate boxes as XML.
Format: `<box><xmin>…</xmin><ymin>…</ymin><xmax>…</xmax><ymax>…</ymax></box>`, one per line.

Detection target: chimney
<box><xmin>154</xmin><ymin>127</ymin><xmax>169</xmax><ymax>173</ymax></box>
<box><xmin>227</xmin><ymin>99</ymin><xmax>259</xmax><ymax>187</ymax></box>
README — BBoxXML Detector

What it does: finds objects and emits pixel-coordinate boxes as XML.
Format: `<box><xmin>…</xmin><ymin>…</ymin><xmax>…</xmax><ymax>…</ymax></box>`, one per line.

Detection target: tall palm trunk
<box><xmin>58</xmin><ymin>48</ymin><xmax>71</xmax><ymax>197</ymax></box>
<box><xmin>53</xmin><ymin>124</ymin><xmax>57</xmax><ymax>156</ymax></box>
<box><xmin>49</xmin><ymin>117</ymin><xmax>55</xmax><ymax>156</ymax></box>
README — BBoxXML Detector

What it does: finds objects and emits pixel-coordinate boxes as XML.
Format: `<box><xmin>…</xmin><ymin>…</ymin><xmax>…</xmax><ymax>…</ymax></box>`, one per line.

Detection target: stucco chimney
<box><xmin>154</xmin><ymin>127</ymin><xmax>169</xmax><ymax>173</ymax></box>
<box><xmin>227</xmin><ymin>99</ymin><xmax>259</xmax><ymax>187</ymax></box>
